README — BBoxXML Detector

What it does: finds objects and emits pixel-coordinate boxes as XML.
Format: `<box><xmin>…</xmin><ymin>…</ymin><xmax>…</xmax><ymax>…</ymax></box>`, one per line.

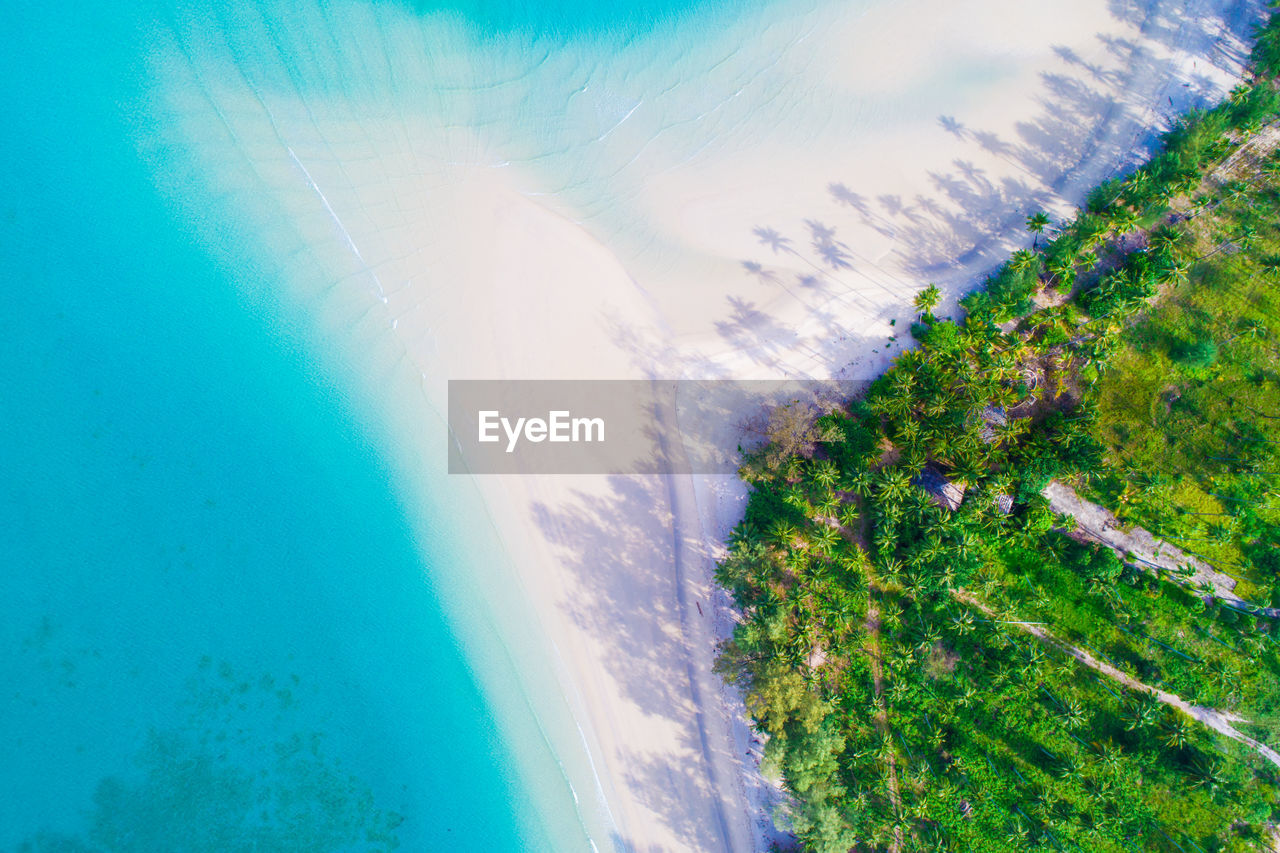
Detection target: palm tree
<box><xmin>1148</xmin><ymin>225</ymin><xmax>1182</xmax><ymax>253</ymax></box>
<box><xmin>1197</xmin><ymin>225</ymin><xmax>1254</xmax><ymax>261</ymax></box>
<box><xmin>1008</xmin><ymin>249</ymin><xmax>1041</xmax><ymax>276</ymax></box>
<box><xmin>879</xmin><ymin>469</ymin><xmax>913</xmax><ymax>504</ymax></box>
<box><xmin>1163</xmin><ymin>716</ymin><xmax>1193</xmax><ymax>750</ymax></box>
<box><xmin>922</xmin><ymin>391</ymin><xmax>956</xmax><ymax>419</ymax></box>
<box><xmin>914</xmin><ymin>283</ymin><xmax>942</xmax><ymax>317</ymax></box>
<box><xmin>783</xmin><ymin>485</ymin><xmax>811</xmax><ymax>513</ymax></box>
<box><xmin>1124</xmin><ymin>694</ymin><xmax>1161</xmax><ymax>733</ymax></box>
<box><xmin>879</xmin><ymin>556</ymin><xmax>906</xmax><ymax>585</ymax></box>
<box><xmin>953</xmin><ymin>453</ymin><xmax>987</xmax><ymax>488</ymax></box>
<box><xmin>812</xmin><ymin>525</ymin><xmax>841</xmax><ymax>555</ymax></box>
<box><xmin>1079</xmin><ymin>215</ymin><xmax>1110</xmax><ymax>249</ymax></box>
<box><xmin>849</xmin><ymin>468</ymin><xmax>876</xmax><ymax>498</ymax></box>
<box><xmin>1123</xmin><ymin>169</ymin><xmax>1152</xmax><ymax>207</ymax></box>
<box><xmin>1236</xmin><ymin>224</ymin><xmax>1259</xmax><ymax>253</ymax></box>
<box><xmin>887</xmin><ymin>390</ymin><xmax>915</xmax><ymax>419</ymax></box>
<box><xmin>1111</xmin><ymin>207</ymin><xmax>1141</xmax><ymax>237</ymax></box>
<box><xmin>1027</xmin><ymin>211</ymin><xmax>1051</xmax><ymax>248</ymax></box>
<box><xmin>1046</xmin><ymin>253</ymin><xmax>1077</xmax><ymax>286</ymax></box>
<box><xmin>1005</xmin><ymin>819</ymin><xmax>1031</xmax><ymax>847</ymax></box>
<box><xmin>1156</xmin><ymin>257</ymin><xmax>1191</xmax><ymax>286</ymax></box>
<box><xmin>771</xmin><ymin>520</ymin><xmax>798</xmax><ymax>548</ymax></box>
<box><xmin>896</xmin><ymin>417</ymin><xmax>922</xmax><ymax>447</ymax></box>
<box><xmin>1060</xmin><ymin>697</ymin><xmax>1087</xmax><ymax>731</ymax></box>
<box><xmin>1020</xmin><ymin>644</ymin><xmax>1046</xmax><ymax>677</ymax></box>
<box><xmin>1226</xmin><ymin>318</ymin><xmax>1266</xmax><ymax>344</ymax></box>
<box><xmin>812</xmin><ymin>460</ymin><xmax>838</xmax><ymax>489</ymax></box>
<box><xmin>1224</xmin><ymin>180</ymin><xmax>1251</xmax><ymax>207</ymax></box>
<box><xmin>1191</xmin><ymin>755</ymin><xmax>1228</xmax><ymax>801</ymax></box>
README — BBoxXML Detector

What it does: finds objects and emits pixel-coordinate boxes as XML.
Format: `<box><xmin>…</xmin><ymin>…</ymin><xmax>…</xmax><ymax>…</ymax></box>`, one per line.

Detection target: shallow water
<box><xmin>404</xmin><ymin>0</ymin><xmax>732</xmax><ymax>36</ymax></box>
<box><xmin>0</xmin><ymin>2</ymin><xmax>585</xmax><ymax>849</ymax></box>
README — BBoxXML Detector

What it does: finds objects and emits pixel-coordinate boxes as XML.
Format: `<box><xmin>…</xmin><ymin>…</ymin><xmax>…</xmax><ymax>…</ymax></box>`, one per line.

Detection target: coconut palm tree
<box><xmin>1046</xmin><ymin>253</ymin><xmax>1077</xmax><ymax>286</ymax></box>
<box><xmin>1123</xmin><ymin>169</ymin><xmax>1152</xmax><ymax>207</ymax></box>
<box><xmin>950</xmin><ymin>609</ymin><xmax>976</xmax><ymax>638</ymax></box>
<box><xmin>1148</xmin><ymin>225</ymin><xmax>1182</xmax><ymax>253</ymax></box>
<box><xmin>1008</xmin><ymin>249</ymin><xmax>1041</xmax><ymax>277</ymax></box>
<box><xmin>1111</xmin><ymin>207</ymin><xmax>1141</xmax><ymax>237</ymax></box>
<box><xmin>1124</xmin><ymin>693</ymin><xmax>1161</xmax><ymax>733</ymax></box>
<box><xmin>914</xmin><ymin>283</ymin><xmax>942</xmax><ymax>317</ymax></box>
<box><xmin>1163</xmin><ymin>716</ymin><xmax>1193</xmax><ymax>750</ymax></box>
<box><xmin>771</xmin><ymin>520</ymin><xmax>799</xmax><ymax>548</ymax></box>
<box><xmin>812</xmin><ymin>524</ymin><xmax>841</xmax><ymax>555</ymax></box>
<box><xmin>1191</xmin><ymin>754</ymin><xmax>1229</xmax><ymax>801</ymax></box>
<box><xmin>1236</xmin><ymin>224</ymin><xmax>1259</xmax><ymax>252</ymax></box>
<box><xmin>1226</xmin><ymin>318</ymin><xmax>1266</xmax><ymax>344</ymax></box>
<box><xmin>1027</xmin><ymin>211</ymin><xmax>1051</xmax><ymax>248</ymax></box>
<box><xmin>1156</xmin><ymin>257</ymin><xmax>1191</xmax><ymax>286</ymax></box>
<box><xmin>879</xmin><ymin>469</ymin><xmax>913</xmax><ymax>504</ymax></box>
<box><xmin>1060</xmin><ymin>697</ymin><xmax>1087</xmax><ymax>731</ymax></box>
<box><xmin>1079</xmin><ymin>215</ymin><xmax>1111</xmax><ymax>249</ymax></box>
<box><xmin>812</xmin><ymin>459</ymin><xmax>838</xmax><ymax>489</ymax></box>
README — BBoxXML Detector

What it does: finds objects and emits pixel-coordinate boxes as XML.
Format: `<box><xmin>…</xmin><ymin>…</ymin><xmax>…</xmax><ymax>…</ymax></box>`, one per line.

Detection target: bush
<box><xmin>1018</xmin><ymin>452</ymin><xmax>1064</xmax><ymax>500</ymax></box>
<box><xmin>920</xmin><ymin>320</ymin><xmax>964</xmax><ymax>352</ymax></box>
<box><xmin>985</xmin><ymin>263</ymin><xmax>1039</xmax><ymax>318</ymax></box>
<box><xmin>1172</xmin><ymin>334</ymin><xmax>1218</xmax><ymax>368</ymax></box>
<box><xmin>821</xmin><ymin>409</ymin><xmax>880</xmax><ymax>472</ymax></box>
<box><xmin>1087</xmin><ymin>178</ymin><xmax>1124</xmax><ymax>214</ymax></box>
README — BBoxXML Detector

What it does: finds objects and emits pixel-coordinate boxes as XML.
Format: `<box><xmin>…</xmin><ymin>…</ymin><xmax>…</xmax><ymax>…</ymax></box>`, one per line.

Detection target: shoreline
<box><xmin>139</xmin><ymin>0</ymin><xmax>1266</xmax><ymax>847</ymax></box>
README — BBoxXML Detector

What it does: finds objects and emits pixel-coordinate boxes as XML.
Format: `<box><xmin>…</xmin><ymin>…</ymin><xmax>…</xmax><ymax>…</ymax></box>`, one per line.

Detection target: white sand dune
<box><xmin>141</xmin><ymin>0</ymin><xmax>1263</xmax><ymax>848</ymax></box>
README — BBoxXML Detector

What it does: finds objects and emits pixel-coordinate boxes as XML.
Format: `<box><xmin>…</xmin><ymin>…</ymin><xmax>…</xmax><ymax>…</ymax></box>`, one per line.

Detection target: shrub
<box><xmin>1172</xmin><ymin>334</ymin><xmax>1218</xmax><ymax>368</ymax></box>
<box><xmin>921</xmin><ymin>320</ymin><xmax>964</xmax><ymax>353</ymax></box>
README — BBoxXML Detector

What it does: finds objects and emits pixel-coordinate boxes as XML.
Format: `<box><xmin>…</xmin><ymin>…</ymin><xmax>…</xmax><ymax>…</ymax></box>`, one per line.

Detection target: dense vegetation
<box><xmin>718</xmin><ymin>13</ymin><xmax>1280</xmax><ymax>852</ymax></box>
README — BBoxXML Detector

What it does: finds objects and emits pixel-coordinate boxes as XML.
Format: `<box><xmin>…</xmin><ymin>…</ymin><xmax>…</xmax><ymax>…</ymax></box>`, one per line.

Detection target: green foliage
<box><xmin>917</xmin><ymin>319</ymin><xmax>963</xmax><ymax>352</ymax></box>
<box><xmin>716</xmin><ymin>21</ymin><xmax>1280</xmax><ymax>851</ymax></box>
<box><xmin>745</xmin><ymin>663</ymin><xmax>830</xmax><ymax>738</ymax></box>
<box><xmin>982</xmin><ymin>260</ymin><xmax>1040</xmax><ymax>319</ymax></box>
<box><xmin>1227</xmin><ymin>81</ymin><xmax>1280</xmax><ymax>130</ymax></box>
<box><xmin>1171</xmin><ymin>332</ymin><xmax>1218</xmax><ymax>368</ymax></box>
<box><xmin>1061</xmin><ymin>539</ymin><xmax>1126</xmax><ymax>584</ymax></box>
<box><xmin>1252</xmin><ymin>10</ymin><xmax>1280</xmax><ymax>79</ymax></box>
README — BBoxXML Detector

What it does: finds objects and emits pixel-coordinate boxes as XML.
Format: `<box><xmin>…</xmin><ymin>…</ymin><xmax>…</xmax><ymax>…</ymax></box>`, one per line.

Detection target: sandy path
<box><xmin>865</xmin><ymin>582</ymin><xmax>903</xmax><ymax>853</ymax></box>
<box><xmin>960</xmin><ymin>595</ymin><xmax>1280</xmax><ymax>769</ymax></box>
<box><xmin>1043</xmin><ymin>481</ymin><xmax>1280</xmax><ymax>617</ymax></box>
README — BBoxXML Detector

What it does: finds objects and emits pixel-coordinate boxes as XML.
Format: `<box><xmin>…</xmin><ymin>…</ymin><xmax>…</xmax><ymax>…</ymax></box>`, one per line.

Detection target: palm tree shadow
<box><xmin>753</xmin><ymin>225</ymin><xmax>795</xmax><ymax>254</ymax></box>
<box><xmin>530</xmin><ymin>472</ymin><xmax>753</xmax><ymax>852</ymax></box>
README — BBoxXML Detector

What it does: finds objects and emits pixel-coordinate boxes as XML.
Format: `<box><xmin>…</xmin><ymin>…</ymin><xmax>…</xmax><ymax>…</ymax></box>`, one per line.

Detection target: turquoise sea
<box><xmin>0</xmin><ymin>0</ymin><xmax>698</xmax><ymax>849</ymax></box>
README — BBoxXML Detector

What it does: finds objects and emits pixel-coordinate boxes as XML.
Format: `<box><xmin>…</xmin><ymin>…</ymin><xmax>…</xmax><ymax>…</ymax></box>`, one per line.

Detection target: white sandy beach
<box><xmin>142</xmin><ymin>0</ymin><xmax>1263</xmax><ymax>848</ymax></box>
